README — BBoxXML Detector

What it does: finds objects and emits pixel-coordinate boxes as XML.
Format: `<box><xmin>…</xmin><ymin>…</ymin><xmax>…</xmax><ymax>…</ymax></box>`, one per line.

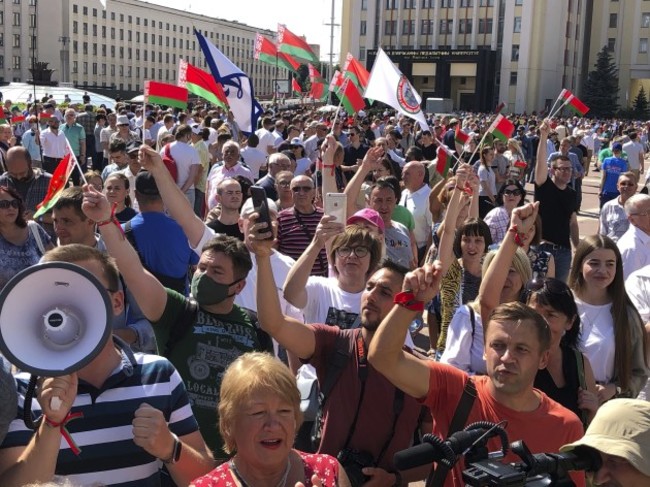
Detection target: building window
<box><xmin>386</xmin><ymin>0</ymin><xmax>397</xmax><ymax>8</ymax></box>
<box><xmin>403</xmin><ymin>19</ymin><xmax>415</xmax><ymax>34</ymax></box>
<box><xmin>641</xmin><ymin>38</ymin><xmax>649</xmax><ymax>53</ymax></box>
<box><xmin>136</xmin><ymin>32</ymin><xmax>140</xmax><ymax>42</ymax></box>
<box><xmin>72</xmin><ymin>61</ymin><xmax>78</xmax><ymax>73</ymax></box>
<box><xmin>478</xmin><ymin>18</ymin><xmax>493</xmax><ymax>33</ymax></box>
<box><xmin>513</xmin><ymin>17</ymin><xmax>521</xmax><ymax>32</ymax></box>
<box><xmin>119</xmin><ymin>65</ymin><xmax>123</xmax><ymax>76</ymax></box>
<box><xmin>607</xmin><ymin>37</ymin><xmax>615</xmax><ymax>51</ymax></box>
<box><xmin>83</xmin><ymin>42</ymin><xmax>88</xmax><ymax>54</ymax></box>
<box><xmin>13</xmin><ymin>34</ymin><xmax>19</xmax><ymax>48</ymax></box>
<box><xmin>29</xmin><ymin>14</ymin><xmax>35</xmax><ymax>27</ymax></box>
<box><xmin>515</xmin><ymin>0</ymin><xmax>523</xmax><ymax>4</ymax></box>
<box><xmin>111</xmin><ymin>27</ymin><xmax>115</xmax><ymax>40</ymax></box>
<box><xmin>82</xmin><ymin>5</ymin><xmax>87</xmax><ymax>14</ymax></box>
<box><xmin>101</xmin><ymin>63</ymin><xmax>106</xmax><ymax>75</ymax></box>
<box><xmin>136</xmin><ymin>17</ymin><xmax>140</xmax><ymax>25</ymax></box>
<box><xmin>421</xmin><ymin>19</ymin><xmax>433</xmax><ymax>34</ymax></box>
<box><xmin>128</xmin><ymin>15</ymin><xmax>132</xmax><ymax>23</ymax></box>
<box><xmin>120</xmin><ymin>29</ymin><xmax>124</xmax><ymax>41</ymax></box>
<box><xmin>92</xmin><ymin>63</ymin><xmax>97</xmax><ymax>75</ymax></box>
<box><xmin>144</xmin><ymin>19</ymin><xmax>147</xmax><ymax>27</ymax></box>
<box><xmin>83</xmin><ymin>22</ymin><xmax>88</xmax><ymax>35</ymax></box>
<box><xmin>510</xmin><ymin>71</ymin><xmax>517</xmax><ymax>85</ymax></box>
<box><xmin>440</xmin><ymin>19</ymin><xmax>453</xmax><ymax>34</ymax></box>
<box><xmin>111</xmin><ymin>64</ymin><xmax>115</xmax><ymax>76</ymax></box>
<box><xmin>643</xmin><ymin>13</ymin><xmax>650</xmax><ymax>28</ymax></box>
<box><xmin>361</xmin><ymin>0</ymin><xmax>368</xmax><ymax>9</ymax></box>
<box><xmin>404</xmin><ymin>0</ymin><xmax>416</xmax><ymax>7</ymax></box>
<box><xmin>12</xmin><ymin>56</ymin><xmax>19</xmax><ymax>69</ymax></box>
<box><xmin>479</xmin><ymin>0</ymin><xmax>494</xmax><ymax>5</ymax></box>
<box><xmin>92</xmin><ymin>8</ymin><xmax>97</xmax><ymax>17</ymax></box>
<box><xmin>102</xmin><ymin>44</ymin><xmax>106</xmax><ymax>56</ymax></box>
<box><xmin>92</xmin><ymin>24</ymin><xmax>97</xmax><ymax>36</ymax></box>
<box><xmin>111</xmin><ymin>46</ymin><xmax>115</xmax><ymax>57</ymax></box>
<box><xmin>460</xmin><ymin>0</ymin><xmax>473</xmax><ymax>6</ymax></box>
<box><xmin>92</xmin><ymin>43</ymin><xmax>97</xmax><ymax>55</ymax></box>
<box><xmin>102</xmin><ymin>26</ymin><xmax>106</xmax><ymax>38</ymax></box>
<box><xmin>609</xmin><ymin>13</ymin><xmax>617</xmax><ymax>28</ymax></box>
<box><xmin>73</xmin><ymin>4</ymin><xmax>78</xmax><ymax>13</ymax></box>
<box><xmin>0</xmin><ymin>34</ymin><xmax>3</xmax><ymax>47</ymax></box>
<box><xmin>136</xmin><ymin>49</ymin><xmax>140</xmax><ymax>60</ymax></box>
<box><xmin>73</xmin><ymin>41</ymin><xmax>77</xmax><ymax>53</ymax></box>
<box><xmin>441</xmin><ymin>0</ymin><xmax>453</xmax><ymax>6</ymax></box>
<box><xmin>120</xmin><ymin>13</ymin><xmax>124</xmax><ymax>22</ymax></box>
<box><xmin>0</xmin><ymin>12</ymin><xmax>3</xmax><ymax>25</ymax></box>
<box><xmin>360</xmin><ymin>20</ymin><xmax>367</xmax><ymax>35</ymax></box>
<box><xmin>385</xmin><ymin>20</ymin><xmax>396</xmax><ymax>35</ymax></box>
<box><xmin>73</xmin><ymin>20</ymin><xmax>78</xmax><ymax>34</ymax></box>
<box><xmin>459</xmin><ymin>19</ymin><xmax>472</xmax><ymax>33</ymax></box>
<box><xmin>511</xmin><ymin>44</ymin><xmax>519</xmax><ymax>61</ymax></box>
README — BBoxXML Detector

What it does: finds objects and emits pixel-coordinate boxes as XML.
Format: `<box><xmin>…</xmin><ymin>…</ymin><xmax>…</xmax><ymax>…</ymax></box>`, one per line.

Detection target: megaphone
<box><xmin>0</xmin><ymin>262</ymin><xmax>113</xmax><ymax>376</ymax></box>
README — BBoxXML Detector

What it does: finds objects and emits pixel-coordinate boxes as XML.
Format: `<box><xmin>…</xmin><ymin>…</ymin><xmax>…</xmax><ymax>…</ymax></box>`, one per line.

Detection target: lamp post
<box><xmin>59</xmin><ymin>36</ymin><xmax>70</xmax><ymax>83</ymax></box>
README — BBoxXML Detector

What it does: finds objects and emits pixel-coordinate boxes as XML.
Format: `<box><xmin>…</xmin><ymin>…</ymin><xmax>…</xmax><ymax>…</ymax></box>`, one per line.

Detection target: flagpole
<box><xmin>548</xmin><ymin>97</ymin><xmax>571</xmax><ymax>120</ymax></box>
<box><xmin>547</xmin><ymin>91</ymin><xmax>565</xmax><ymax>121</ymax></box>
<box><xmin>64</xmin><ymin>137</ymin><xmax>87</xmax><ymax>185</ymax></box>
<box><xmin>464</xmin><ymin>117</ymin><xmax>500</xmax><ymax>169</ymax></box>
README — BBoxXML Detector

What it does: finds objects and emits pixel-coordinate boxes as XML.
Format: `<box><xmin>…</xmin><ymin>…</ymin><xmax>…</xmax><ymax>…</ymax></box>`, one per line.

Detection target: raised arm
<box><xmin>321</xmin><ymin>134</ymin><xmax>338</xmax><ymax>210</ymax></box>
<box><xmin>478</xmin><ymin>202</ymin><xmax>538</xmax><ymax>323</ymax></box>
<box><xmin>249</xmin><ymin>217</ymin><xmax>317</xmax><ymax>359</ymax></box>
<box><xmin>283</xmin><ymin>215</ymin><xmax>343</xmax><ymax>309</ymax></box>
<box><xmin>344</xmin><ymin>145</ymin><xmax>384</xmax><ymax>219</ymax></box>
<box><xmin>82</xmin><ymin>184</ymin><xmax>167</xmax><ymax>322</ymax></box>
<box><xmin>368</xmin><ymin>262</ymin><xmax>444</xmax><ymax>399</ymax></box>
<box><xmin>436</xmin><ymin>165</ymin><xmax>470</xmax><ymax>277</ymax></box>
<box><xmin>138</xmin><ymin>145</ymin><xmax>206</xmax><ymax>248</ymax></box>
<box><xmin>428</xmin><ymin>173</ymin><xmax>451</xmax><ymax>223</ymax></box>
<box><xmin>534</xmin><ymin>121</ymin><xmax>550</xmax><ymax>185</ymax></box>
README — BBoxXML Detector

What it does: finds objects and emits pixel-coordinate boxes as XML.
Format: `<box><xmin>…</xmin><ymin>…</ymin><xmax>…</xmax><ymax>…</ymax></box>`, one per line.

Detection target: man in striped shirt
<box><xmin>0</xmin><ymin>245</ymin><xmax>214</xmax><ymax>486</ymax></box>
<box><xmin>276</xmin><ymin>175</ymin><xmax>328</xmax><ymax>277</ymax></box>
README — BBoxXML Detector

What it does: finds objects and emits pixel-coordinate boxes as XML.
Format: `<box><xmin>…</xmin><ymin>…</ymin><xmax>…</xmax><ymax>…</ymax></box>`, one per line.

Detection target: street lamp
<box><xmin>59</xmin><ymin>36</ymin><xmax>70</xmax><ymax>83</ymax></box>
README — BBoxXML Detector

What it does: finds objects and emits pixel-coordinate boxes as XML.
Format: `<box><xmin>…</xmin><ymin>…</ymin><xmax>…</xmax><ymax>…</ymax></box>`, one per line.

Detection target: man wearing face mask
<box><xmin>83</xmin><ymin>157</ymin><xmax>274</xmax><ymax>461</ymax></box>
<box><xmin>0</xmin><ymin>147</ymin><xmax>52</xmax><ymax>229</ymax></box>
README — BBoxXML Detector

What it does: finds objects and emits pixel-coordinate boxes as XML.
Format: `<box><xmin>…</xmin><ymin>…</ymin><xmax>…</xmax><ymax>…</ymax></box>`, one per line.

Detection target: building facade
<box><xmin>341</xmin><ymin>0</ymin><xmax>589</xmax><ymax>114</ymax></box>
<box><xmin>0</xmin><ymin>0</ymin><xmax>287</xmax><ymax>99</ymax></box>
<box><xmin>588</xmin><ymin>0</ymin><xmax>650</xmax><ymax>109</ymax></box>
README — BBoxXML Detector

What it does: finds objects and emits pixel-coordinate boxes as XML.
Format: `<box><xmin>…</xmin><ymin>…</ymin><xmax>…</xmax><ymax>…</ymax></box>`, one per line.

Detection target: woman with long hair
<box><xmin>483</xmin><ymin>178</ymin><xmax>525</xmax><ymax>244</ymax></box>
<box><xmin>520</xmin><ymin>214</ymin><xmax>555</xmax><ymax>280</ymax></box>
<box><xmin>0</xmin><ymin>186</ymin><xmax>53</xmax><ymax>289</ymax></box>
<box><xmin>103</xmin><ymin>172</ymin><xmax>137</xmax><ymax>223</ymax></box>
<box><xmin>504</xmin><ymin>138</ymin><xmax>527</xmax><ymax>182</ymax></box>
<box><xmin>569</xmin><ymin>235</ymin><xmax>649</xmax><ymax>401</ymax></box>
<box><xmin>477</xmin><ymin>146</ymin><xmax>497</xmax><ymax>218</ymax></box>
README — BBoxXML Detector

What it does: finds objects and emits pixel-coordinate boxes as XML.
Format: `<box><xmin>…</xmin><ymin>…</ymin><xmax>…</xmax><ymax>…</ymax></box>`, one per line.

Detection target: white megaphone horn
<box><xmin>0</xmin><ymin>262</ymin><xmax>113</xmax><ymax>428</ymax></box>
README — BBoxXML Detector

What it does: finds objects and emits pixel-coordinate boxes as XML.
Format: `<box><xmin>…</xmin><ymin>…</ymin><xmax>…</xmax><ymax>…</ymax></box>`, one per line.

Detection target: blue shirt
<box><xmin>20</xmin><ymin>129</ymin><xmax>41</xmax><ymax>161</ymax></box>
<box><xmin>601</xmin><ymin>156</ymin><xmax>628</xmax><ymax>194</ymax></box>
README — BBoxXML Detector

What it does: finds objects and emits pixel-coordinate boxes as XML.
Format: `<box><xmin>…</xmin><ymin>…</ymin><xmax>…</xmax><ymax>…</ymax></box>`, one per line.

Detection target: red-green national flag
<box><xmin>561</xmin><ymin>89</ymin><xmax>589</xmax><ymax>116</ymax></box>
<box><xmin>178</xmin><ymin>59</ymin><xmax>228</xmax><ymax>110</ymax></box>
<box><xmin>489</xmin><ymin>115</ymin><xmax>515</xmax><ymax>142</ymax></box>
<box><xmin>455</xmin><ymin>126</ymin><xmax>470</xmax><ymax>146</ymax></box>
<box><xmin>342</xmin><ymin>53</ymin><xmax>370</xmax><ymax>90</ymax></box>
<box><xmin>11</xmin><ymin>115</ymin><xmax>25</xmax><ymax>125</ymax></box>
<box><xmin>39</xmin><ymin>112</ymin><xmax>52</xmax><ymax>122</ymax></box>
<box><xmin>308</xmin><ymin>63</ymin><xmax>325</xmax><ymax>84</ymax></box>
<box><xmin>329</xmin><ymin>70</ymin><xmax>344</xmax><ymax>93</ymax></box>
<box><xmin>34</xmin><ymin>153</ymin><xmax>75</xmax><ymax>219</ymax></box>
<box><xmin>254</xmin><ymin>33</ymin><xmax>300</xmax><ymax>72</ymax></box>
<box><xmin>310</xmin><ymin>82</ymin><xmax>327</xmax><ymax>101</ymax></box>
<box><xmin>277</xmin><ymin>24</ymin><xmax>318</xmax><ymax>63</ymax></box>
<box><xmin>0</xmin><ymin>118</ymin><xmax>7</xmax><ymax>125</ymax></box>
<box><xmin>339</xmin><ymin>78</ymin><xmax>365</xmax><ymax>115</ymax></box>
<box><xmin>435</xmin><ymin>145</ymin><xmax>453</xmax><ymax>177</ymax></box>
<box><xmin>144</xmin><ymin>81</ymin><xmax>188</xmax><ymax>109</ymax></box>
<box><xmin>292</xmin><ymin>77</ymin><xmax>302</xmax><ymax>95</ymax></box>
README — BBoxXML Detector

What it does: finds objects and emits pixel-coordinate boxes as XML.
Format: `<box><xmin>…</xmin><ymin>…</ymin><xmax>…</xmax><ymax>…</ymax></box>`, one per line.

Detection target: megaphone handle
<box><xmin>23</xmin><ymin>375</ymin><xmax>40</xmax><ymax>430</ymax></box>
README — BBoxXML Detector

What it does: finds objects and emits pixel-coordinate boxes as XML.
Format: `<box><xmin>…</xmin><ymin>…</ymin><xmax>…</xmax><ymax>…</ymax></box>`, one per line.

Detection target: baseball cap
<box><xmin>560</xmin><ymin>398</ymin><xmax>650</xmax><ymax>476</ymax></box>
<box><xmin>126</xmin><ymin>140</ymin><xmax>142</xmax><ymax>155</ymax></box>
<box><xmin>240</xmin><ymin>197</ymin><xmax>279</xmax><ymax>218</ymax></box>
<box><xmin>191</xmin><ymin>124</ymin><xmax>202</xmax><ymax>135</ymax></box>
<box><xmin>612</xmin><ymin>142</ymin><xmax>623</xmax><ymax>151</ymax></box>
<box><xmin>116</xmin><ymin>115</ymin><xmax>130</xmax><ymax>126</ymax></box>
<box><xmin>290</xmin><ymin>137</ymin><xmax>304</xmax><ymax>148</ymax></box>
<box><xmin>135</xmin><ymin>171</ymin><xmax>159</xmax><ymax>196</ymax></box>
<box><xmin>347</xmin><ymin>208</ymin><xmax>385</xmax><ymax>234</ymax></box>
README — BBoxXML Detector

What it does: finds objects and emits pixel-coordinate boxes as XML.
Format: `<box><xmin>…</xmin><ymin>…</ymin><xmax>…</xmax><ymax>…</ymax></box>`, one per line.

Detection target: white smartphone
<box><xmin>325</xmin><ymin>193</ymin><xmax>347</xmax><ymax>223</ymax></box>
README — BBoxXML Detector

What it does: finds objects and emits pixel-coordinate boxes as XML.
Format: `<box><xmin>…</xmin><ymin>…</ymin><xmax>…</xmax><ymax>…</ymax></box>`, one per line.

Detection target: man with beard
<box><xmin>492</xmin><ymin>138</ymin><xmax>510</xmax><ymax>190</ymax></box>
<box><xmin>252</xmin><ymin>226</ymin><xmax>428</xmax><ymax>486</ymax></box>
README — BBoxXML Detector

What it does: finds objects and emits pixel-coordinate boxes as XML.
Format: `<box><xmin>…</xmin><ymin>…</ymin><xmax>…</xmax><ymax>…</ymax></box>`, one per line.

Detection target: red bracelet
<box><xmin>44</xmin><ymin>411</ymin><xmax>84</xmax><ymax>455</ymax></box>
<box><xmin>317</xmin><ymin>158</ymin><xmax>336</xmax><ymax>176</ymax></box>
<box><xmin>95</xmin><ymin>202</ymin><xmax>125</xmax><ymax>237</ymax></box>
<box><xmin>394</xmin><ymin>291</ymin><xmax>425</xmax><ymax>312</ymax></box>
<box><xmin>508</xmin><ymin>225</ymin><xmax>526</xmax><ymax>247</ymax></box>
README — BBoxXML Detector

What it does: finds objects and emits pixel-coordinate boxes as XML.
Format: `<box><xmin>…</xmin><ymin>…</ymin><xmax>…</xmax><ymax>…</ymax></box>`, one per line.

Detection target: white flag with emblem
<box><xmin>364</xmin><ymin>48</ymin><xmax>429</xmax><ymax>131</ymax></box>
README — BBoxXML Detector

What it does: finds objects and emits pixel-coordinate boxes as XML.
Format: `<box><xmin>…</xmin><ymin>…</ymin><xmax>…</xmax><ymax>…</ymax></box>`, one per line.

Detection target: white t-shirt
<box><xmin>576</xmin><ymin>298</ymin><xmax>615</xmax><ymax>384</ymax></box>
<box><xmin>295</xmin><ymin>157</ymin><xmax>312</xmax><ymax>176</ymax></box>
<box><xmin>255</xmin><ymin>128</ymin><xmax>276</xmax><ymax>154</ymax></box>
<box><xmin>400</xmin><ymin>185</ymin><xmax>433</xmax><ymax>248</ymax></box>
<box><xmin>440</xmin><ymin>304</ymin><xmax>486</xmax><ymax>375</ymax></box>
<box><xmin>623</xmin><ymin>140</ymin><xmax>644</xmax><ymax>170</ymax></box>
<box><xmin>303</xmin><ymin>276</ymin><xmax>362</xmax><ymax>327</ymax></box>
<box><xmin>477</xmin><ymin>164</ymin><xmax>497</xmax><ymax>197</ymax></box>
<box><xmin>240</xmin><ymin>146</ymin><xmax>267</xmax><ymax>180</ymax></box>
<box><xmin>163</xmin><ymin>141</ymin><xmax>200</xmax><ymax>190</ymax></box>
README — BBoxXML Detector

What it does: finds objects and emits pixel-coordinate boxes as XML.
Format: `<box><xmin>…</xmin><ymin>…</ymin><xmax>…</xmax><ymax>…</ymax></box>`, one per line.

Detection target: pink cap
<box><xmin>347</xmin><ymin>208</ymin><xmax>385</xmax><ymax>234</ymax></box>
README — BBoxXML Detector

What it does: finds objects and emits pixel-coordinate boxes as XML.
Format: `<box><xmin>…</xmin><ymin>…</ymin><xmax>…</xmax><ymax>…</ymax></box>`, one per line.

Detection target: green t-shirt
<box><xmin>154</xmin><ymin>289</ymin><xmax>261</xmax><ymax>459</ymax></box>
<box><xmin>598</xmin><ymin>147</ymin><xmax>628</xmax><ymax>162</ymax></box>
<box><xmin>392</xmin><ymin>204</ymin><xmax>415</xmax><ymax>232</ymax></box>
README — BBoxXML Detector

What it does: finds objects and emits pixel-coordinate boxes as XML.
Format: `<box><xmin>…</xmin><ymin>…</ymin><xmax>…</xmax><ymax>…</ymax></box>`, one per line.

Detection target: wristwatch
<box><xmin>162</xmin><ymin>433</ymin><xmax>182</xmax><ymax>464</ymax></box>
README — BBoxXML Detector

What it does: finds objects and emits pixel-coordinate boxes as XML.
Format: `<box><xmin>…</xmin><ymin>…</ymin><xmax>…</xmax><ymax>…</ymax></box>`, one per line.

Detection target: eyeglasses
<box><xmin>336</xmin><ymin>246</ymin><xmax>370</xmax><ymax>258</ymax></box>
<box><xmin>503</xmin><ymin>189</ymin><xmax>522</xmax><ymax>197</ymax></box>
<box><xmin>0</xmin><ymin>199</ymin><xmax>19</xmax><ymax>210</ymax></box>
<box><xmin>630</xmin><ymin>211</ymin><xmax>650</xmax><ymax>217</ymax></box>
<box><xmin>553</xmin><ymin>166</ymin><xmax>572</xmax><ymax>172</ymax></box>
<box><xmin>276</xmin><ymin>181</ymin><xmax>291</xmax><ymax>188</ymax></box>
<box><xmin>291</xmin><ymin>186</ymin><xmax>313</xmax><ymax>193</ymax></box>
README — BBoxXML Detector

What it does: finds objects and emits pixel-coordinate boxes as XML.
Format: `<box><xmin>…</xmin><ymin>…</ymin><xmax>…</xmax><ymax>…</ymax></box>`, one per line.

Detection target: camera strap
<box><xmin>341</xmin><ymin>330</ymin><xmax>405</xmax><ymax>465</ymax></box>
<box><xmin>428</xmin><ymin>377</ymin><xmax>477</xmax><ymax>487</ymax></box>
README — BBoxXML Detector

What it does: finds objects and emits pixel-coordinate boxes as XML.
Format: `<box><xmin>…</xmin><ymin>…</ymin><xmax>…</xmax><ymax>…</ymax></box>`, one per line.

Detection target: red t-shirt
<box><xmin>421</xmin><ymin>361</ymin><xmax>586</xmax><ymax>487</ymax></box>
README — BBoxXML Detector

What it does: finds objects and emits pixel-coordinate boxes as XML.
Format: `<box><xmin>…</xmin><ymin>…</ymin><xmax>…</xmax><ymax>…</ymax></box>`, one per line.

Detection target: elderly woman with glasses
<box><xmin>190</xmin><ymin>353</ymin><xmax>350</xmax><ymax>487</ymax></box>
<box><xmin>0</xmin><ymin>186</ymin><xmax>53</xmax><ymax>289</ymax></box>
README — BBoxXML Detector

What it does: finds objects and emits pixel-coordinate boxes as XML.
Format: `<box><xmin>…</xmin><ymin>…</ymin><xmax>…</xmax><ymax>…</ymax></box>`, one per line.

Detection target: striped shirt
<box><xmin>1</xmin><ymin>340</ymin><xmax>199</xmax><ymax>486</ymax></box>
<box><xmin>276</xmin><ymin>207</ymin><xmax>328</xmax><ymax>277</ymax></box>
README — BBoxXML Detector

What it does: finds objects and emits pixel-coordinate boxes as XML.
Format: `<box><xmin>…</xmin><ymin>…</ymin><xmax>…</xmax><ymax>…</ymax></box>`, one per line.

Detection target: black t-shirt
<box><xmin>417</xmin><ymin>142</ymin><xmax>437</xmax><ymax>161</ymax></box>
<box><xmin>206</xmin><ymin>219</ymin><xmax>245</xmax><ymax>241</ymax></box>
<box><xmin>534</xmin><ymin>177</ymin><xmax>577</xmax><ymax>248</ymax></box>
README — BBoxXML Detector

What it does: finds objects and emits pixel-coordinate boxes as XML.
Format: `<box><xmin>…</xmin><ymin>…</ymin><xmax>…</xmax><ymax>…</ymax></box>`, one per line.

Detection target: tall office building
<box><xmin>0</xmin><ymin>0</ymin><xmax>287</xmax><ymax>98</ymax></box>
<box><xmin>341</xmin><ymin>0</ymin><xmax>589</xmax><ymax>113</ymax></box>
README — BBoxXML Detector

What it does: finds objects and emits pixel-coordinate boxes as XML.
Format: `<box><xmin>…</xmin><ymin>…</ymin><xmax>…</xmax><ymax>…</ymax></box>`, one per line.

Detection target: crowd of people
<box><xmin>0</xmin><ymin>92</ymin><xmax>649</xmax><ymax>486</ymax></box>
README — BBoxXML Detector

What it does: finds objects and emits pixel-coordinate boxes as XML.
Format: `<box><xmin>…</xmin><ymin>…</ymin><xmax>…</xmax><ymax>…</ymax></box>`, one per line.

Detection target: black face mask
<box><xmin>190</xmin><ymin>272</ymin><xmax>243</xmax><ymax>306</ymax></box>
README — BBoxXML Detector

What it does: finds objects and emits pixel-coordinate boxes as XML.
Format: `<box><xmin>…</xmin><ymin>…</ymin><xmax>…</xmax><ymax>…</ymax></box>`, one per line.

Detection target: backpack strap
<box><xmin>241</xmin><ymin>307</ymin><xmax>275</xmax><ymax>354</ymax></box>
<box><xmin>468</xmin><ymin>304</ymin><xmax>476</xmax><ymax>339</ymax></box>
<box><xmin>573</xmin><ymin>347</ymin><xmax>589</xmax><ymax>429</ymax></box>
<box><xmin>429</xmin><ymin>378</ymin><xmax>477</xmax><ymax>487</ymax></box>
<box><xmin>27</xmin><ymin>221</ymin><xmax>46</xmax><ymax>256</ymax></box>
<box><xmin>163</xmin><ymin>297</ymin><xmax>199</xmax><ymax>358</ymax></box>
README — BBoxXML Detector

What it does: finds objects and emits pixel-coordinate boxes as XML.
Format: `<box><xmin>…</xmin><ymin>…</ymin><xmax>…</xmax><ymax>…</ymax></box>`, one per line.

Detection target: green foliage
<box><xmin>633</xmin><ymin>86</ymin><xmax>650</xmax><ymax>120</ymax></box>
<box><xmin>582</xmin><ymin>46</ymin><xmax>619</xmax><ymax>118</ymax></box>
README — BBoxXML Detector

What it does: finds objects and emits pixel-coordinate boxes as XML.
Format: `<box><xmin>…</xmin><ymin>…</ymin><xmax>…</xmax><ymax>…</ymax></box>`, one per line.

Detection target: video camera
<box><xmin>394</xmin><ymin>421</ymin><xmax>601</xmax><ymax>487</ymax></box>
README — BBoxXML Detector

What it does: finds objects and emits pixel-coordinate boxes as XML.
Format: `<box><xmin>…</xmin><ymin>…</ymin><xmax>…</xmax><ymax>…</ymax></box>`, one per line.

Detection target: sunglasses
<box><xmin>336</xmin><ymin>246</ymin><xmax>370</xmax><ymax>258</ymax></box>
<box><xmin>291</xmin><ymin>186</ymin><xmax>313</xmax><ymax>193</ymax></box>
<box><xmin>0</xmin><ymin>199</ymin><xmax>19</xmax><ymax>210</ymax></box>
<box><xmin>503</xmin><ymin>189</ymin><xmax>522</xmax><ymax>197</ymax></box>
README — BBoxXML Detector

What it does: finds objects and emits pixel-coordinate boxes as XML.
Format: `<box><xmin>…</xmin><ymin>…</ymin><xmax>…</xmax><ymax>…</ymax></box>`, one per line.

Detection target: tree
<box><xmin>633</xmin><ymin>86</ymin><xmax>650</xmax><ymax>120</ymax></box>
<box><xmin>582</xmin><ymin>46</ymin><xmax>619</xmax><ymax>118</ymax></box>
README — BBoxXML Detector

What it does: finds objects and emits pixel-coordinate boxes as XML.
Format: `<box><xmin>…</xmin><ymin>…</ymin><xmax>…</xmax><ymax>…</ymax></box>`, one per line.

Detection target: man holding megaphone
<box><xmin>0</xmin><ymin>246</ymin><xmax>215</xmax><ymax>486</ymax></box>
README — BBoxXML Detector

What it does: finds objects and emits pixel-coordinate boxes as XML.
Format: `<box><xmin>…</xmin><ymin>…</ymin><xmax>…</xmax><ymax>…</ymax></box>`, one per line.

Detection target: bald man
<box><xmin>399</xmin><ymin>161</ymin><xmax>433</xmax><ymax>263</ymax></box>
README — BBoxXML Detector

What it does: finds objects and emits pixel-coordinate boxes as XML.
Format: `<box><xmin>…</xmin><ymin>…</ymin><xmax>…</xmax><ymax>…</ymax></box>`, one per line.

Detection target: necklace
<box><xmin>230</xmin><ymin>455</ymin><xmax>292</xmax><ymax>487</ymax></box>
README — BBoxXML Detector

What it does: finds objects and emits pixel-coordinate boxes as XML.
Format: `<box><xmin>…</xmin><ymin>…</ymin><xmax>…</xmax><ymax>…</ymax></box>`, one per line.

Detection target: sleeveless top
<box><xmin>534</xmin><ymin>344</ymin><xmax>582</xmax><ymax>419</ymax></box>
<box><xmin>190</xmin><ymin>451</ymin><xmax>340</xmax><ymax>487</ymax></box>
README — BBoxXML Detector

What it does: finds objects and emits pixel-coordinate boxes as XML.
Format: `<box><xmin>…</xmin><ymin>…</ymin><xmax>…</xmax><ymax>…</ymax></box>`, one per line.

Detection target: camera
<box><xmin>337</xmin><ymin>448</ymin><xmax>374</xmax><ymax>487</ymax></box>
